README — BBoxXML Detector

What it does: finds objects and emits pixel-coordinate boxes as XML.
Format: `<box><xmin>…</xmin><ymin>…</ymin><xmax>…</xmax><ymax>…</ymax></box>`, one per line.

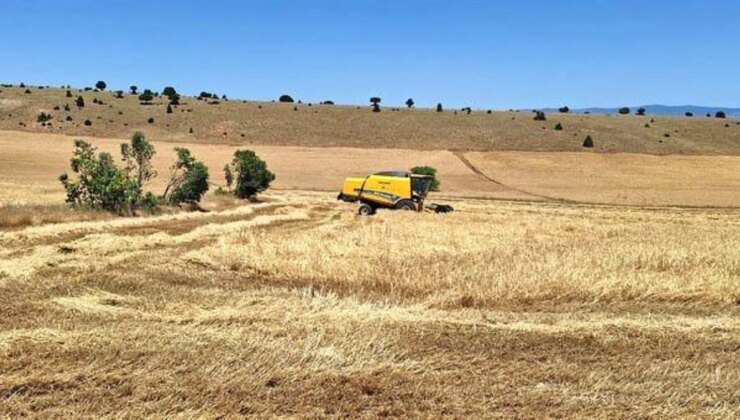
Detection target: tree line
<box><xmin>59</xmin><ymin>132</ymin><xmax>275</xmax><ymax>215</ymax></box>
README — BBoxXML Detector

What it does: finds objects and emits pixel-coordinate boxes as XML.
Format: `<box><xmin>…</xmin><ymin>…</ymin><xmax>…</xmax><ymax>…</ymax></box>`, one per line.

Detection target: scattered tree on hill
<box><xmin>370</xmin><ymin>97</ymin><xmax>381</xmax><ymax>105</ymax></box>
<box><xmin>115</xmin><ymin>90</ymin><xmax>124</xmax><ymax>98</ymax></box>
<box><xmin>130</xmin><ymin>85</ymin><xmax>138</xmax><ymax>94</ymax></box>
<box><xmin>167</xmin><ymin>104</ymin><xmax>173</xmax><ymax>114</ymax></box>
<box><xmin>410</xmin><ymin>166</ymin><xmax>440</xmax><ymax>192</ymax></box>
<box><xmin>405</xmin><ymin>98</ymin><xmax>414</xmax><ymax>108</ymax></box>
<box><xmin>436</xmin><ymin>103</ymin><xmax>443</xmax><ymax>112</ymax></box>
<box><xmin>223</xmin><ymin>164</ymin><xmax>234</xmax><ymax>191</ymax></box>
<box><xmin>162</xmin><ymin>148</ymin><xmax>209</xmax><ymax>205</ymax></box>
<box><xmin>618</xmin><ymin>107</ymin><xmax>630</xmax><ymax>115</ymax></box>
<box><xmin>138</xmin><ymin>89</ymin><xmax>154</xmax><ymax>104</ymax></box>
<box><xmin>321</xmin><ymin>100</ymin><xmax>334</xmax><ymax>105</ymax></box>
<box><xmin>715</xmin><ymin>111</ymin><xmax>726</xmax><ymax>119</ymax></box>
<box><xmin>279</xmin><ymin>94</ymin><xmax>294</xmax><ymax>103</ymax></box>
<box><xmin>636</xmin><ymin>107</ymin><xmax>646</xmax><ymax>116</ymax></box>
<box><xmin>372</xmin><ymin>103</ymin><xmax>380</xmax><ymax>113</ymax></box>
<box><xmin>162</xmin><ymin>86</ymin><xmax>177</xmax><ymax>98</ymax></box>
<box><xmin>685</xmin><ymin>112</ymin><xmax>693</xmax><ymax>117</ymax></box>
<box><xmin>24</xmin><ymin>89</ymin><xmax>31</xmax><ymax>94</ymax></box>
<box><xmin>66</xmin><ymin>116</ymin><xmax>73</xmax><ymax>121</ymax></box>
<box><xmin>66</xmin><ymin>90</ymin><xmax>73</xmax><ymax>98</ymax></box>
<box><xmin>168</xmin><ymin>93</ymin><xmax>180</xmax><ymax>105</ymax></box>
<box><xmin>533</xmin><ymin>111</ymin><xmax>546</xmax><ymax>121</ymax></box>
<box><xmin>558</xmin><ymin>106</ymin><xmax>570</xmax><ymax>113</ymax></box>
<box><xmin>37</xmin><ymin>112</ymin><xmax>52</xmax><ymax>123</ymax></box>
<box><xmin>76</xmin><ymin>96</ymin><xmax>85</xmax><ymax>109</ymax></box>
<box><xmin>554</xmin><ymin>122</ymin><xmax>563</xmax><ymax>131</ymax></box>
<box><xmin>147</xmin><ymin>117</ymin><xmax>155</xmax><ymax>124</ymax></box>
<box><xmin>582</xmin><ymin>135</ymin><xmax>594</xmax><ymax>148</ymax></box>
<box><xmin>230</xmin><ymin>150</ymin><xmax>275</xmax><ymax>199</ymax></box>
<box><xmin>706</xmin><ymin>113</ymin><xmax>711</xmax><ymax>118</ymax></box>
<box><xmin>19</xmin><ymin>83</ymin><xmax>25</xmax><ymax>88</ymax></box>
<box><xmin>84</xmin><ymin>119</ymin><xmax>92</xmax><ymax>126</ymax></box>
<box><xmin>95</xmin><ymin>81</ymin><xmax>107</xmax><ymax>91</ymax></box>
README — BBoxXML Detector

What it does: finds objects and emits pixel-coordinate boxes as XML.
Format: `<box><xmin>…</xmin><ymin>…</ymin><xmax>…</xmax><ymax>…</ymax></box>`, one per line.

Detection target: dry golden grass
<box><xmin>3</xmin><ymin>129</ymin><xmax>740</xmax><ymax>208</ymax></box>
<box><xmin>1</xmin><ymin>192</ymin><xmax>739</xmax><ymax>417</ymax></box>
<box><xmin>2</xmin><ymin>86</ymin><xmax>739</xmax><ymax>154</ymax></box>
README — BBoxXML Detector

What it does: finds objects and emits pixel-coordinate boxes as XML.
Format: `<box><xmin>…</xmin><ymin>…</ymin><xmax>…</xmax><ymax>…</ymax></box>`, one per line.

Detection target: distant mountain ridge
<box><xmin>542</xmin><ymin>105</ymin><xmax>740</xmax><ymax>118</ymax></box>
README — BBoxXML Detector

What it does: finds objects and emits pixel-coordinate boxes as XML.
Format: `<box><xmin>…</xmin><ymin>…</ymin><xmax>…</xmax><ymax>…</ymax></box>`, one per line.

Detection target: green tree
<box><xmin>163</xmin><ymin>148</ymin><xmax>209</xmax><ymax>205</ymax></box>
<box><xmin>554</xmin><ymin>122</ymin><xmax>563</xmax><ymax>131</ymax></box>
<box><xmin>231</xmin><ymin>150</ymin><xmax>275</xmax><ymax>199</ymax></box>
<box><xmin>120</xmin><ymin>132</ymin><xmax>156</xmax><ymax>201</ymax></box>
<box><xmin>279</xmin><ymin>94</ymin><xmax>294</xmax><ymax>103</ymax></box>
<box><xmin>130</xmin><ymin>85</ymin><xmax>138</xmax><ymax>94</ymax></box>
<box><xmin>618</xmin><ymin>107</ymin><xmax>630</xmax><ymax>115</ymax></box>
<box><xmin>76</xmin><ymin>95</ymin><xmax>85</xmax><ymax>108</ymax></box>
<box><xmin>558</xmin><ymin>106</ymin><xmax>570</xmax><ymax>113</ymax></box>
<box><xmin>167</xmin><ymin>104</ymin><xmax>173</xmax><ymax>114</ymax></box>
<box><xmin>162</xmin><ymin>86</ymin><xmax>177</xmax><ymax>98</ymax></box>
<box><xmin>410</xmin><ymin>166</ymin><xmax>441</xmax><ymax>192</ymax></box>
<box><xmin>59</xmin><ymin>140</ymin><xmax>139</xmax><ymax>214</ymax></box>
<box><xmin>95</xmin><ymin>80</ymin><xmax>107</xmax><ymax>90</ymax></box>
<box><xmin>138</xmin><ymin>89</ymin><xmax>154</xmax><ymax>104</ymax></box>
<box><xmin>583</xmin><ymin>135</ymin><xmax>594</xmax><ymax>148</ymax></box>
<box><xmin>636</xmin><ymin>107</ymin><xmax>646</xmax><ymax>116</ymax></box>
<box><xmin>436</xmin><ymin>103</ymin><xmax>443</xmax><ymax>112</ymax></box>
<box><xmin>715</xmin><ymin>111</ymin><xmax>727</xmax><ymax>119</ymax></box>
<box><xmin>405</xmin><ymin>98</ymin><xmax>414</xmax><ymax>108</ymax></box>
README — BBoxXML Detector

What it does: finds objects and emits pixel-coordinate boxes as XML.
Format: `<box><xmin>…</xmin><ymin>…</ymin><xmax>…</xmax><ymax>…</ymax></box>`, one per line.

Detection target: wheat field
<box><xmin>1</xmin><ymin>191</ymin><xmax>739</xmax><ymax>417</ymax></box>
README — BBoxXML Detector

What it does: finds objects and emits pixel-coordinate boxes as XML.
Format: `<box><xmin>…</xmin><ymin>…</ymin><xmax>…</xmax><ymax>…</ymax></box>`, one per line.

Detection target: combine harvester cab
<box><xmin>338</xmin><ymin>171</ymin><xmax>451</xmax><ymax>215</ymax></box>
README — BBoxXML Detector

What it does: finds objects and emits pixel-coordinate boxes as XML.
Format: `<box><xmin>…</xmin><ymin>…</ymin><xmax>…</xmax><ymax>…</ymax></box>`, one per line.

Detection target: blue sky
<box><xmin>1</xmin><ymin>0</ymin><xmax>738</xmax><ymax>109</ymax></box>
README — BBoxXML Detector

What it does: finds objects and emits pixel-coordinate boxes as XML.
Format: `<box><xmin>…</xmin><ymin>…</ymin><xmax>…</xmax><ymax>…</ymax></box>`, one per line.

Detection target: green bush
<box><xmin>583</xmin><ymin>135</ymin><xmax>594</xmax><ymax>148</ymax></box>
<box><xmin>410</xmin><ymin>166</ymin><xmax>440</xmax><ymax>192</ymax></box>
<box><xmin>558</xmin><ymin>106</ymin><xmax>570</xmax><ymax>113</ymax></box>
<box><xmin>166</xmin><ymin>104</ymin><xmax>173</xmax><ymax>114</ymax></box>
<box><xmin>230</xmin><ymin>150</ymin><xmax>275</xmax><ymax>199</ymax></box>
<box><xmin>279</xmin><ymin>94</ymin><xmax>294</xmax><ymax>103</ymax></box>
<box><xmin>636</xmin><ymin>107</ymin><xmax>646</xmax><ymax>116</ymax></box>
<box><xmin>554</xmin><ymin>122</ymin><xmax>563</xmax><ymax>131</ymax></box>
<box><xmin>533</xmin><ymin>111</ymin><xmax>546</xmax><ymax>121</ymax></box>
<box><xmin>715</xmin><ymin>111</ymin><xmax>726</xmax><ymax>119</ymax></box>
<box><xmin>163</xmin><ymin>148</ymin><xmax>210</xmax><ymax>205</ymax></box>
<box><xmin>76</xmin><ymin>96</ymin><xmax>85</xmax><ymax>108</ymax></box>
<box><xmin>618</xmin><ymin>107</ymin><xmax>630</xmax><ymax>115</ymax></box>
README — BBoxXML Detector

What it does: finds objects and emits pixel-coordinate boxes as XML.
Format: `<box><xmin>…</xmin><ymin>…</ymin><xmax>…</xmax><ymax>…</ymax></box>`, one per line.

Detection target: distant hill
<box><xmin>2</xmin><ymin>84</ymin><xmax>740</xmax><ymax>155</ymax></box>
<box><xmin>543</xmin><ymin>105</ymin><xmax>740</xmax><ymax>118</ymax></box>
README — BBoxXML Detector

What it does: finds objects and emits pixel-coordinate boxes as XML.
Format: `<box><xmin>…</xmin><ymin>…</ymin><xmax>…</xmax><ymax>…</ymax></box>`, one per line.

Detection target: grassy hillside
<box><xmin>1</xmin><ymin>85</ymin><xmax>739</xmax><ymax>154</ymax></box>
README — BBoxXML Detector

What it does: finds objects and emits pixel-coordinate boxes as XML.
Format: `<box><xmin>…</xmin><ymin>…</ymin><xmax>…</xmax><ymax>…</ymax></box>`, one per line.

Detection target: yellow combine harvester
<box><xmin>338</xmin><ymin>171</ymin><xmax>452</xmax><ymax>215</ymax></box>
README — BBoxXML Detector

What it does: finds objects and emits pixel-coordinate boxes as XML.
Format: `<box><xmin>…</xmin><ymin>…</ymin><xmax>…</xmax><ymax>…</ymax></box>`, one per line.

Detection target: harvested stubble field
<box><xmin>1</xmin><ymin>191</ymin><xmax>739</xmax><ymax>417</ymax></box>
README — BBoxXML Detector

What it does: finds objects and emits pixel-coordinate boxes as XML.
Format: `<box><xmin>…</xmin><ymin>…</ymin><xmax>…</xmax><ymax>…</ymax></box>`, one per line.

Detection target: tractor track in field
<box><xmin>452</xmin><ymin>151</ymin><xmax>577</xmax><ymax>204</ymax></box>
